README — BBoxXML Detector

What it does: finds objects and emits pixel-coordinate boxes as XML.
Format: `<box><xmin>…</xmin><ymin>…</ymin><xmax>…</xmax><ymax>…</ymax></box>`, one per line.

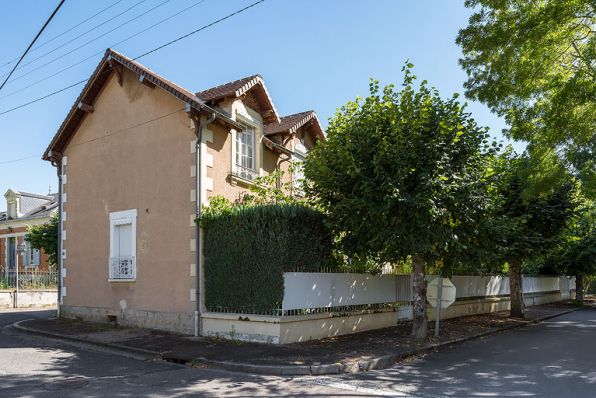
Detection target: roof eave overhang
<box><xmin>43</xmin><ymin>49</ymin><xmax>242</xmax><ymax>162</ymax></box>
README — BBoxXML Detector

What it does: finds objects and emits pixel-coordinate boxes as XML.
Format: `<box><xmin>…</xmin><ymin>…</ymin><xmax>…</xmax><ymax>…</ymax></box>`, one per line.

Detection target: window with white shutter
<box><xmin>109</xmin><ymin>209</ymin><xmax>137</xmax><ymax>281</ymax></box>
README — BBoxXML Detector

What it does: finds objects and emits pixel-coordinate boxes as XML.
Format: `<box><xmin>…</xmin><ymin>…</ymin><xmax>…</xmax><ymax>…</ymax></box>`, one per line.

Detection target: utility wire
<box><xmin>0</xmin><ymin>0</ymin><xmax>147</xmax><ymax>78</ymax></box>
<box><xmin>0</xmin><ymin>154</ymin><xmax>44</xmax><ymax>165</ymax></box>
<box><xmin>0</xmin><ymin>0</ymin><xmax>124</xmax><ymax>71</ymax></box>
<box><xmin>0</xmin><ymin>0</ymin><xmax>208</xmax><ymax>102</ymax></box>
<box><xmin>2</xmin><ymin>0</ymin><xmax>170</xmax><ymax>86</ymax></box>
<box><xmin>0</xmin><ymin>108</ymin><xmax>184</xmax><ymax>166</ymax></box>
<box><xmin>0</xmin><ymin>0</ymin><xmax>66</xmax><ymax>92</ymax></box>
<box><xmin>135</xmin><ymin>0</ymin><xmax>265</xmax><ymax>60</ymax></box>
<box><xmin>0</xmin><ymin>0</ymin><xmax>265</xmax><ymax>116</ymax></box>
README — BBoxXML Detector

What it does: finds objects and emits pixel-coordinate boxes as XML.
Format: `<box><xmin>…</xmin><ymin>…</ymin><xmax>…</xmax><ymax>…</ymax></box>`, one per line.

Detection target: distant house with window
<box><xmin>0</xmin><ymin>189</ymin><xmax>57</xmax><ymax>275</ymax></box>
<box><xmin>42</xmin><ymin>48</ymin><xmax>324</xmax><ymax>333</ymax></box>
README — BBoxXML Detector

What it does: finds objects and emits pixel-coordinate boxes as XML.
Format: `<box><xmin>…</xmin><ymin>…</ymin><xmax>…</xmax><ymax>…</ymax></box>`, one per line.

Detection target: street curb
<box><xmin>12</xmin><ymin>306</ymin><xmax>585</xmax><ymax>376</ymax></box>
<box><xmin>12</xmin><ymin>319</ymin><xmax>162</xmax><ymax>360</ymax></box>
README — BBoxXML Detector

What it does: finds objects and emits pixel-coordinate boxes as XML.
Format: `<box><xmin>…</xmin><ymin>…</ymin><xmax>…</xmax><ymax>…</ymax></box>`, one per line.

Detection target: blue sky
<box><xmin>0</xmin><ymin>0</ymin><xmax>520</xmax><ymax>211</ymax></box>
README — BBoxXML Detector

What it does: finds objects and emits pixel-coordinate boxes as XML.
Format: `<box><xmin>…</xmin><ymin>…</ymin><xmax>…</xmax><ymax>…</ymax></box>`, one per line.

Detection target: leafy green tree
<box><xmin>198</xmin><ymin>170</ymin><xmax>306</xmax><ymax>223</ymax></box>
<box><xmin>457</xmin><ymin>0</ymin><xmax>596</xmax><ymax>194</ymax></box>
<box><xmin>304</xmin><ymin>66</ymin><xmax>498</xmax><ymax>339</ymax></box>
<box><xmin>26</xmin><ymin>211</ymin><xmax>58</xmax><ymax>269</ymax></box>
<box><xmin>490</xmin><ymin>153</ymin><xmax>579</xmax><ymax>317</ymax></box>
<box><xmin>540</xmin><ymin>204</ymin><xmax>596</xmax><ymax>305</ymax></box>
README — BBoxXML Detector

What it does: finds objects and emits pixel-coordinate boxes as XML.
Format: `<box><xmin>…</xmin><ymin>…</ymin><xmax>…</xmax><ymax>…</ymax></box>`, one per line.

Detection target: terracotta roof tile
<box><xmin>263</xmin><ymin>110</ymin><xmax>325</xmax><ymax>142</ymax></box>
<box><xmin>196</xmin><ymin>75</ymin><xmax>261</xmax><ymax>101</ymax></box>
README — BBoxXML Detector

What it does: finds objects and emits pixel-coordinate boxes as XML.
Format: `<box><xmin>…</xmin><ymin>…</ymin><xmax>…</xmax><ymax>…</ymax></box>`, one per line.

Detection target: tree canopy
<box><xmin>26</xmin><ymin>211</ymin><xmax>58</xmax><ymax>268</ymax></box>
<box><xmin>457</xmin><ymin>0</ymin><xmax>596</xmax><ymax>195</ymax></box>
<box><xmin>488</xmin><ymin>153</ymin><xmax>579</xmax><ymax>317</ymax></box>
<box><xmin>539</xmin><ymin>203</ymin><xmax>596</xmax><ymax>304</ymax></box>
<box><xmin>304</xmin><ymin>65</ymin><xmax>498</xmax><ymax>339</ymax></box>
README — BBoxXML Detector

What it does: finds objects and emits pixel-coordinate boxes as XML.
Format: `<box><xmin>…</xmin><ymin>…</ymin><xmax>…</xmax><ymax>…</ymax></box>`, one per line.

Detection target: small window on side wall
<box><xmin>109</xmin><ymin>209</ymin><xmax>137</xmax><ymax>282</ymax></box>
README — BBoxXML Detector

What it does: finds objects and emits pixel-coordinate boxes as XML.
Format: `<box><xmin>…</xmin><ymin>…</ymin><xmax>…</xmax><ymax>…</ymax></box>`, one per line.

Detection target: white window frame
<box><xmin>233</xmin><ymin>118</ymin><xmax>259</xmax><ymax>182</ymax></box>
<box><xmin>22</xmin><ymin>239</ymin><xmax>40</xmax><ymax>268</ymax></box>
<box><xmin>109</xmin><ymin>209</ymin><xmax>137</xmax><ymax>282</ymax></box>
<box><xmin>292</xmin><ymin>154</ymin><xmax>306</xmax><ymax>196</ymax></box>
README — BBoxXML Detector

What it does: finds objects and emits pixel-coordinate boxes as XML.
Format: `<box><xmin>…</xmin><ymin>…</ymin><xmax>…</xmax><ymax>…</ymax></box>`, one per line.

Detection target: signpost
<box><xmin>427</xmin><ymin>277</ymin><xmax>456</xmax><ymax>337</ymax></box>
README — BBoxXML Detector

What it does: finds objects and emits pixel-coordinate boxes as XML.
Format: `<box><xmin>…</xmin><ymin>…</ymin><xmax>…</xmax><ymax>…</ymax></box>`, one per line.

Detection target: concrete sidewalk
<box><xmin>12</xmin><ymin>302</ymin><xmax>587</xmax><ymax>376</ymax></box>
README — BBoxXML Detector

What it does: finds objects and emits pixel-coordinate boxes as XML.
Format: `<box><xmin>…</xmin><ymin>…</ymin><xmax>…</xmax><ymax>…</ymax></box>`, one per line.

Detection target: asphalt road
<box><xmin>302</xmin><ymin>307</ymin><xmax>596</xmax><ymax>398</ymax></box>
<box><xmin>2</xmin><ymin>308</ymin><xmax>594</xmax><ymax>397</ymax></box>
<box><xmin>0</xmin><ymin>309</ymin><xmax>372</xmax><ymax>398</ymax></box>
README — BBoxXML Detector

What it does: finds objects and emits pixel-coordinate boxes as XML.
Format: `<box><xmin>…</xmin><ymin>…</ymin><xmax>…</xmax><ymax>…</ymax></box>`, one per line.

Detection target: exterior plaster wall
<box><xmin>62</xmin><ymin>68</ymin><xmax>195</xmax><ymax>315</ymax></box>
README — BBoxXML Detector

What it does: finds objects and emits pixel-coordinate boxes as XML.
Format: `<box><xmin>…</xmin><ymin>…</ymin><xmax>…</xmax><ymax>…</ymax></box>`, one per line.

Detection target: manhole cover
<box><xmin>42</xmin><ymin>378</ymin><xmax>89</xmax><ymax>390</ymax></box>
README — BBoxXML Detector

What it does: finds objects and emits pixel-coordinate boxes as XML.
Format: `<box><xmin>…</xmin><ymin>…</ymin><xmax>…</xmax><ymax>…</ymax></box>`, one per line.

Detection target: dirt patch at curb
<box><xmin>22</xmin><ymin>301</ymin><xmax>589</xmax><ymax>367</ymax></box>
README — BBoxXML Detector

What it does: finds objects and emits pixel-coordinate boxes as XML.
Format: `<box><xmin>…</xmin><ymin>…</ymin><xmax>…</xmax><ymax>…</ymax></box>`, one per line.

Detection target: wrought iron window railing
<box><xmin>232</xmin><ymin>163</ymin><xmax>258</xmax><ymax>182</ymax></box>
<box><xmin>109</xmin><ymin>256</ymin><xmax>136</xmax><ymax>281</ymax></box>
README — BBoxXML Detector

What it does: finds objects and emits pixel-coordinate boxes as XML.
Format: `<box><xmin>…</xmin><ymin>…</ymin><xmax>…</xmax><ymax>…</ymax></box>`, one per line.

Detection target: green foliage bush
<box><xmin>200</xmin><ymin>204</ymin><xmax>332</xmax><ymax>314</ymax></box>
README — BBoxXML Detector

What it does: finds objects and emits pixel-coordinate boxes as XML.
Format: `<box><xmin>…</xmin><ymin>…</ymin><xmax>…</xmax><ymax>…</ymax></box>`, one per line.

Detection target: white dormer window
<box><xmin>7</xmin><ymin>201</ymin><xmax>17</xmax><ymax>219</ymax></box>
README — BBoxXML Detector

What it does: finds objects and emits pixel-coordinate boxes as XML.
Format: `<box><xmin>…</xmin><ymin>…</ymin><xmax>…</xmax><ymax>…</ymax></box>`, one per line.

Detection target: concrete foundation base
<box><xmin>202</xmin><ymin>306</ymin><xmax>413</xmax><ymax>344</ymax></box>
<box><xmin>61</xmin><ymin>305</ymin><xmax>194</xmax><ymax>334</ymax></box>
<box><xmin>426</xmin><ymin>292</ymin><xmax>570</xmax><ymax>321</ymax></box>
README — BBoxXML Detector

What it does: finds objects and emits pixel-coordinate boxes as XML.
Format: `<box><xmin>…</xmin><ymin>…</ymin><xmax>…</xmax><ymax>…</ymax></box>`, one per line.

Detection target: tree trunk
<box><xmin>508</xmin><ymin>257</ymin><xmax>524</xmax><ymax>319</ymax></box>
<box><xmin>575</xmin><ymin>275</ymin><xmax>584</xmax><ymax>305</ymax></box>
<box><xmin>411</xmin><ymin>254</ymin><xmax>427</xmax><ymax>340</ymax></box>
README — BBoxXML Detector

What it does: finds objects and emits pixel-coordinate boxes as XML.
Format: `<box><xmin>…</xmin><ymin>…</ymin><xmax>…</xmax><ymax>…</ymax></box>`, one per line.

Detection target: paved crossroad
<box><xmin>2</xmin><ymin>308</ymin><xmax>594</xmax><ymax>397</ymax></box>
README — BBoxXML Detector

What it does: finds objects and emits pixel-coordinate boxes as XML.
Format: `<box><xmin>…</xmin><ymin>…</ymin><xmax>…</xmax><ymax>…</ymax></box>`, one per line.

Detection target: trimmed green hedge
<box><xmin>202</xmin><ymin>204</ymin><xmax>332</xmax><ymax>314</ymax></box>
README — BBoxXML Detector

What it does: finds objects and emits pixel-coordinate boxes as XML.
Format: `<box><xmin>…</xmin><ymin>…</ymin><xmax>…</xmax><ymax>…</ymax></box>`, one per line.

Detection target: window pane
<box><xmin>236</xmin><ymin>123</ymin><xmax>255</xmax><ymax>170</ymax></box>
<box><xmin>116</xmin><ymin>224</ymin><xmax>133</xmax><ymax>257</ymax></box>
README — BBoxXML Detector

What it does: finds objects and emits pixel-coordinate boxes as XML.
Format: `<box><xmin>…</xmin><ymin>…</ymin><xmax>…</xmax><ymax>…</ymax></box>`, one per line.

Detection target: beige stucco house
<box><xmin>42</xmin><ymin>48</ymin><xmax>324</xmax><ymax>334</ymax></box>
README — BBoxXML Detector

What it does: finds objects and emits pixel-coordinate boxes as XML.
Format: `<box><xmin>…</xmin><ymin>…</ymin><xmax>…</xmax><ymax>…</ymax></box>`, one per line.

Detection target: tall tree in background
<box><xmin>26</xmin><ymin>211</ymin><xmax>58</xmax><ymax>269</ymax></box>
<box><xmin>305</xmin><ymin>65</ymin><xmax>497</xmax><ymax>340</ymax></box>
<box><xmin>540</xmin><ymin>204</ymin><xmax>596</xmax><ymax>305</ymax></box>
<box><xmin>491</xmin><ymin>153</ymin><xmax>578</xmax><ymax>317</ymax></box>
<box><xmin>457</xmin><ymin>1</ymin><xmax>596</xmax><ymax>195</ymax></box>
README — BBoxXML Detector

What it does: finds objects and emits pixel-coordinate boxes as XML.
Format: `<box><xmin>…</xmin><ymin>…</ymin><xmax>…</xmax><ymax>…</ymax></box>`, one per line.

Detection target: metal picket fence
<box><xmin>0</xmin><ymin>270</ymin><xmax>58</xmax><ymax>290</ymax></box>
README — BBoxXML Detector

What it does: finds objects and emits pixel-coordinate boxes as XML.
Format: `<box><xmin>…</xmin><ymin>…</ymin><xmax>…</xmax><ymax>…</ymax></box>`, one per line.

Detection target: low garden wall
<box><xmin>0</xmin><ymin>290</ymin><xmax>57</xmax><ymax>308</ymax></box>
<box><xmin>202</xmin><ymin>274</ymin><xmax>576</xmax><ymax>344</ymax></box>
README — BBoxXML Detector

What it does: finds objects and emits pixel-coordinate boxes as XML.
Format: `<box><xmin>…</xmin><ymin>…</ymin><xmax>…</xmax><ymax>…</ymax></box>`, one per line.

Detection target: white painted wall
<box><xmin>283</xmin><ymin>273</ymin><xmax>575</xmax><ymax>312</ymax></box>
<box><xmin>282</xmin><ymin>273</ymin><xmax>411</xmax><ymax>310</ymax></box>
<box><xmin>0</xmin><ymin>290</ymin><xmax>57</xmax><ymax>308</ymax></box>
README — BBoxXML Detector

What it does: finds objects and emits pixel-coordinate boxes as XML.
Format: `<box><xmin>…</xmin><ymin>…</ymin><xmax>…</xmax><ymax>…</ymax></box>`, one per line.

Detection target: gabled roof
<box><xmin>43</xmin><ymin>48</ymin><xmax>241</xmax><ymax>162</ymax></box>
<box><xmin>263</xmin><ymin>110</ymin><xmax>325</xmax><ymax>143</ymax></box>
<box><xmin>1</xmin><ymin>190</ymin><xmax>57</xmax><ymax>222</ymax></box>
<box><xmin>196</xmin><ymin>75</ymin><xmax>281</xmax><ymax>124</ymax></box>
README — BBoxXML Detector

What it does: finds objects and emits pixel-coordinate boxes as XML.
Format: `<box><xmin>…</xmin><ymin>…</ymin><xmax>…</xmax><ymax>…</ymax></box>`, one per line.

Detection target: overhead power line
<box><xmin>0</xmin><ymin>0</ymin><xmax>147</xmax><ymax>78</ymax></box>
<box><xmin>2</xmin><ymin>0</ymin><xmax>169</xmax><ymax>87</ymax></box>
<box><xmin>0</xmin><ymin>0</ymin><xmax>66</xmax><ymax>92</ymax></box>
<box><xmin>0</xmin><ymin>0</ymin><xmax>124</xmax><ymax>72</ymax></box>
<box><xmin>0</xmin><ymin>0</ymin><xmax>266</xmax><ymax>117</ymax></box>
<box><xmin>0</xmin><ymin>154</ymin><xmax>44</xmax><ymax>165</ymax></box>
<box><xmin>0</xmin><ymin>0</ymin><xmax>208</xmax><ymax>102</ymax></box>
<box><xmin>0</xmin><ymin>108</ymin><xmax>184</xmax><ymax>166</ymax></box>
<box><xmin>135</xmin><ymin>0</ymin><xmax>265</xmax><ymax>61</ymax></box>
